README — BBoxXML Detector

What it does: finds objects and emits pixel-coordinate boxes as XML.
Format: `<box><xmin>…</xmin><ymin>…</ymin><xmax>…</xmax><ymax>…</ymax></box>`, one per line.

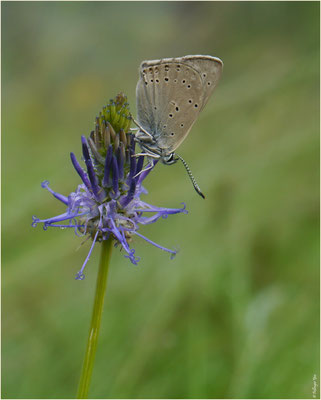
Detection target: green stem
<box><xmin>77</xmin><ymin>238</ymin><xmax>113</xmax><ymax>399</ymax></box>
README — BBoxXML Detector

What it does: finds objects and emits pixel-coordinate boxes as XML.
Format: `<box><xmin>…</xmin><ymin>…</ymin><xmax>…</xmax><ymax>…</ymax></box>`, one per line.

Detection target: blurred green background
<box><xmin>2</xmin><ymin>2</ymin><xmax>319</xmax><ymax>399</ymax></box>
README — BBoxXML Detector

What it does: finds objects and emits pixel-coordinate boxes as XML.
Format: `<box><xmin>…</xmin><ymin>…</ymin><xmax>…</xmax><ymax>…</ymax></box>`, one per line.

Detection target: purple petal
<box><xmin>121</xmin><ymin>180</ymin><xmax>136</xmax><ymax>208</ymax></box>
<box><xmin>135</xmin><ymin>156</ymin><xmax>144</xmax><ymax>182</ymax></box>
<box><xmin>31</xmin><ymin>215</ymin><xmax>40</xmax><ymax>227</ymax></box>
<box><xmin>128</xmin><ymin>148</ymin><xmax>136</xmax><ymax>181</ymax></box>
<box><xmin>34</xmin><ymin>210</ymin><xmax>87</xmax><ymax>228</ymax></box>
<box><xmin>135</xmin><ymin>214</ymin><xmax>165</xmax><ymax>225</ymax></box>
<box><xmin>134</xmin><ymin>231</ymin><xmax>177</xmax><ymax>256</ymax></box>
<box><xmin>70</xmin><ymin>152</ymin><xmax>92</xmax><ymax>191</ymax></box>
<box><xmin>81</xmin><ymin>136</ymin><xmax>102</xmax><ymax>201</ymax></box>
<box><xmin>138</xmin><ymin>159</ymin><xmax>159</xmax><ymax>184</ymax></box>
<box><xmin>117</xmin><ymin>146</ymin><xmax>124</xmax><ymax>180</ymax></box>
<box><xmin>41</xmin><ymin>181</ymin><xmax>68</xmax><ymax>205</ymax></box>
<box><xmin>108</xmin><ymin>218</ymin><xmax>139</xmax><ymax>264</ymax></box>
<box><xmin>124</xmin><ymin>248</ymin><xmax>140</xmax><ymax>265</ymax></box>
<box><xmin>112</xmin><ymin>155</ymin><xmax>119</xmax><ymax>195</ymax></box>
<box><xmin>129</xmin><ymin>134</ymin><xmax>136</xmax><ymax>153</ymax></box>
<box><xmin>103</xmin><ymin>145</ymin><xmax>113</xmax><ymax>187</ymax></box>
<box><xmin>75</xmin><ymin>230</ymin><xmax>99</xmax><ymax>280</ymax></box>
<box><xmin>133</xmin><ymin>201</ymin><xmax>187</xmax><ymax>215</ymax></box>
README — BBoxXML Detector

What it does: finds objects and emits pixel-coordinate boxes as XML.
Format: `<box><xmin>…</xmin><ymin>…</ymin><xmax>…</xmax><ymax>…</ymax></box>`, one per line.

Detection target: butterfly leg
<box><xmin>133</xmin><ymin>161</ymin><xmax>154</xmax><ymax>178</ymax></box>
<box><xmin>131</xmin><ymin>152</ymin><xmax>160</xmax><ymax>159</ymax></box>
<box><xmin>131</xmin><ymin>117</ymin><xmax>154</xmax><ymax>140</ymax></box>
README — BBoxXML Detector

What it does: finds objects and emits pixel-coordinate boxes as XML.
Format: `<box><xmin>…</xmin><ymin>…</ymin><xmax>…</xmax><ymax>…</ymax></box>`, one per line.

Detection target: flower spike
<box><xmin>32</xmin><ymin>93</ymin><xmax>187</xmax><ymax>278</ymax></box>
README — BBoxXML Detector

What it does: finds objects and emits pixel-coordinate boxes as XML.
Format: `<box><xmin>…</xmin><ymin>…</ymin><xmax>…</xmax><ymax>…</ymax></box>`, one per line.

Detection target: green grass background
<box><xmin>2</xmin><ymin>2</ymin><xmax>319</xmax><ymax>399</ymax></box>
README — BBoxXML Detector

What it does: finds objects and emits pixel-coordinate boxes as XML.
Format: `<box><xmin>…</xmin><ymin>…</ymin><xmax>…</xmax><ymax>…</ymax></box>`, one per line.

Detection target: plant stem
<box><xmin>77</xmin><ymin>238</ymin><xmax>113</xmax><ymax>399</ymax></box>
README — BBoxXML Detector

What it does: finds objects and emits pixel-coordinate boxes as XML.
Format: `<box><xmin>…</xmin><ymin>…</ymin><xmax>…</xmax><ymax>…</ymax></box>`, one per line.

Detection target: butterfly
<box><xmin>132</xmin><ymin>55</ymin><xmax>223</xmax><ymax>198</ymax></box>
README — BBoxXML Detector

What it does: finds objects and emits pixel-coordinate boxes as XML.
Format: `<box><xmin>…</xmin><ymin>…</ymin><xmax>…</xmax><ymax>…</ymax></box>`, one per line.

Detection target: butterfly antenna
<box><xmin>175</xmin><ymin>154</ymin><xmax>205</xmax><ymax>199</ymax></box>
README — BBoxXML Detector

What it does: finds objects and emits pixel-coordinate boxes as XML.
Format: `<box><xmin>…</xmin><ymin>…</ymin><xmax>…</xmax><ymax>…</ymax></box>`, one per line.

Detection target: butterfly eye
<box><xmin>164</xmin><ymin>153</ymin><xmax>176</xmax><ymax>164</ymax></box>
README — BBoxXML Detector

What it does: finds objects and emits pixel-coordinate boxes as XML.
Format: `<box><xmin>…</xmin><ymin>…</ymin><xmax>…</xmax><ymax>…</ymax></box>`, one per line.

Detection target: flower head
<box><xmin>32</xmin><ymin>94</ymin><xmax>187</xmax><ymax>279</ymax></box>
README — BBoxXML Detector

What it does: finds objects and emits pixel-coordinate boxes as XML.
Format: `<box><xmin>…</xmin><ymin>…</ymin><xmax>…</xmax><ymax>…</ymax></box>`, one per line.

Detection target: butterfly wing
<box><xmin>136</xmin><ymin>55</ymin><xmax>223</xmax><ymax>154</ymax></box>
<box><xmin>181</xmin><ymin>55</ymin><xmax>223</xmax><ymax>111</ymax></box>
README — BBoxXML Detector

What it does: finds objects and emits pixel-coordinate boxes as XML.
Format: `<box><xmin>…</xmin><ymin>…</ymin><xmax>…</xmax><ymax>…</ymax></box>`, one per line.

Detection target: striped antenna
<box><xmin>175</xmin><ymin>154</ymin><xmax>205</xmax><ymax>199</ymax></box>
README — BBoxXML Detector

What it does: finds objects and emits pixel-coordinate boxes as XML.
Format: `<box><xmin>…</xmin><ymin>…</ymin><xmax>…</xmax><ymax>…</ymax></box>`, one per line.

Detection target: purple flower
<box><xmin>32</xmin><ymin>94</ymin><xmax>187</xmax><ymax>280</ymax></box>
